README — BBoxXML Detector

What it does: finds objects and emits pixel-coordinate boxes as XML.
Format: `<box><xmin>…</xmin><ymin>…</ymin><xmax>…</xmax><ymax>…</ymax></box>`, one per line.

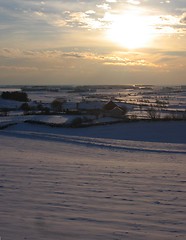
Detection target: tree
<box><xmin>1</xmin><ymin>91</ymin><xmax>29</xmax><ymax>102</ymax></box>
<box><xmin>0</xmin><ymin>108</ymin><xmax>9</xmax><ymax>116</ymax></box>
<box><xmin>37</xmin><ymin>103</ymin><xmax>44</xmax><ymax>111</ymax></box>
<box><xmin>51</xmin><ymin>99</ymin><xmax>63</xmax><ymax>112</ymax></box>
<box><xmin>20</xmin><ymin>103</ymin><xmax>30</xmax><ymax>114</ymax></box>
<box><xmin>146</xmin><ymin>105</ymin><xmax>160</xmax><ymax>120</ymax></box>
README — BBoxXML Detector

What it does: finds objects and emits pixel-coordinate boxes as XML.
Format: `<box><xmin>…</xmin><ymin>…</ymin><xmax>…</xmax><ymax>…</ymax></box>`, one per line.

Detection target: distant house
<box><xmin>103</xmin><ymin>100</ymin><xmax>118</xmax><ymax>111</ymax></box>
<box><xmin>103</xmin><ymin>100</ymin><xmax>128</xmax><ymax>118</ymax></box>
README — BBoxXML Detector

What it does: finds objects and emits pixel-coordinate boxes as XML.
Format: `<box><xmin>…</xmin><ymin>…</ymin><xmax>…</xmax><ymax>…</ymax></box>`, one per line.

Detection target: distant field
<box><xmin>0</xmin><ymin>85</ymin><xmax>186</xmax><ymax>128</ymax></box>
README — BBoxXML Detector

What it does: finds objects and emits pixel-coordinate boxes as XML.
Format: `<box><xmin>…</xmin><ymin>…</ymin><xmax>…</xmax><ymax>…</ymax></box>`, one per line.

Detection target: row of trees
<box><xmin>1</xmin><ymin>91</ymin><xmax>29</xmax><ymax>102</ymax></box>
<box><xmin>20</xmin><ymin>103</ymin><xmax>50</xmax><ymax>115</ymax></box>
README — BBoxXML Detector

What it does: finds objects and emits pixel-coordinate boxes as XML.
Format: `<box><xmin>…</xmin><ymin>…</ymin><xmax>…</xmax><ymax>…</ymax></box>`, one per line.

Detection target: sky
<box><xmin>0</xmin><ymin>0</ymin><xmax>186</xmax><ymax>86</ymax></box>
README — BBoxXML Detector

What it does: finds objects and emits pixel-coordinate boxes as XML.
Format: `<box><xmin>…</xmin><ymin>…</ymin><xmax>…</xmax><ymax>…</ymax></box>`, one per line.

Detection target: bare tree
<box><xmin>146</xmin><ymin>105</ymin><xmax>160</xmax><ymax>120</ymax></box>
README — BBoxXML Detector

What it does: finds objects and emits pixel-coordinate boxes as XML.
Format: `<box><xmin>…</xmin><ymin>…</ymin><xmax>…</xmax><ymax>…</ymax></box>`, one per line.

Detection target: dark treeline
<box><xmin>1</xmin><ymin>91</ymin><xmax>29</xmax><ymax>102</ymax></box>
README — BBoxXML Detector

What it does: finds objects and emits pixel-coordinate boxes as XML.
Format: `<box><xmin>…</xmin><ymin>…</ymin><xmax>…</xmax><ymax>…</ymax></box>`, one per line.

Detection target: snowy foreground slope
<box><xmin>0</xmin><ymin>122</ymin><xmax>186</xmax><ymax>240</ymax></box>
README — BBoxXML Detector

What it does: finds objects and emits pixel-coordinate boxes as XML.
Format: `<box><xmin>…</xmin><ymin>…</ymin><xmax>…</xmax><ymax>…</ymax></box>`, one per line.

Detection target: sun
<box><xmin>106</xmin><ymin>12</ymin><xmax>154</xmax><ymax>49</ymax></box>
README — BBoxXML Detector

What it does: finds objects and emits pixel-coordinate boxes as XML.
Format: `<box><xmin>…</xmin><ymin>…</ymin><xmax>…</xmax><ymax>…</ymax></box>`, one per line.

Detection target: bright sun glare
<box><xmin>107</xmin><ymin>12</ymin><xmax>154</xmax><ymax>49</ymax></box>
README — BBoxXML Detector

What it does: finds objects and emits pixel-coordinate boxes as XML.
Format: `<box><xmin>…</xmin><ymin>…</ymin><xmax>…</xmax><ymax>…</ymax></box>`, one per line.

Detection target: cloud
<box><xmin>33</xmin><ymin>11</ymin><xmax>46</xmax><ymax>17</ymax></box>
<box><xmin>0</xmin><ymin>65</ymin><xmax>38</xmax><ymax>72</ymax></box>
<box><xmin>146</xmin><ymin>13</ymin><xmax>186</xmax><ymax>35</ymax></box>
<box><xmin>96</xmin><ymin>3</ymin><xmax>111</xmax><ymax>10</ymax></box>
<box><xmin>160</xmin><ymin>0</ymin><xmax>171</xmax><ymax>4</ymax></box>
<box><xmin>102</xmin><ymin>54</ymin><xmax>160</xmax><ymax>68</ymax></box>
<box><xmin>62</xmin><ymin>52</ymin><xmax>84</xmax><ymax>58</ymax></box>
<box><xmin>52</xmin><ymin>19</ymin><xmax>67</xmax><ymax>27</ymax></box>
<box><xmin>0</xmin><ymin>48</ymin><xmax>22</xmax><ymax>58</ymax></box>
<box><xmin>126</xmin><ymin>0</ymin><xmax>141</xmax><ymax>5</ymax></box>
<box><xmin>0</xmin><ymin>45</ymin><xmax>185</xmax><ymax>85</ymax></box>
<box><xmin>162</xmin><ymin>51</ymin><xmax>186</xmax><ymax>57</ymax></box>
<box><xmin>0</xmin><ymin>47</ymin><xmax>162</xmax><ymax>70</ymax></box>
<box><xmin>180</xmin><ymin>12</ymin><xmax>186</xmax><ymax>23</ymax></box>
<box><xmin>65</xmin><ymin>11</ymin><xmax>103</xmax><ymax>29</ymax></box>
<box><xmin>106</xmin><ymin>0</ymin><xmax>117</xmax><ymax>2</ymax></box>
<box><xmin>85</xmin><ymin>10</ymin><xmax>95</xmax><ymax>15</ymax></box>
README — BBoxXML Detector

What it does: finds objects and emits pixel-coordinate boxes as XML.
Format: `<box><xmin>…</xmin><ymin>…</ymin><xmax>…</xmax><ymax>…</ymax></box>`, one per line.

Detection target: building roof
<box><xmin>103</xmin><ymin>100</ymin><xmax>118</xmax><ymax>111</ymax></box>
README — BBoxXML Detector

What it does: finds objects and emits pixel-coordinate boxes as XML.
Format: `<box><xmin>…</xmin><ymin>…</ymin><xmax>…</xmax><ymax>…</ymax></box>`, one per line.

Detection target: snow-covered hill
<box><xmin>0</xmin><ymin>122</ymin><xmax>186</xmax><ymax>240</ymax></box>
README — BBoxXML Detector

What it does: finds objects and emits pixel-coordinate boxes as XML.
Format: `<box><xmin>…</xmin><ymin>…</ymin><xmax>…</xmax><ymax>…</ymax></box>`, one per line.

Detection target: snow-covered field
<box><xmin>1</xmin><ymin>85</ymin><xmax>186</xmax><ymax>121</ymax></box>
<box><xmin>0</xmin><ymin>122</ymin><xmax>186</xmax><ymax>240</ymax></box>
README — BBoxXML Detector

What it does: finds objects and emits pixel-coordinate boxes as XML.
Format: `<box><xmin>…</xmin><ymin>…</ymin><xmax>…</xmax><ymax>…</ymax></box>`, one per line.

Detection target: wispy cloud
<box><xmin>0</xmin><ymin>65</ymin><xmax>38</xmax><ymax>72</ymax></box>
<box><xmin>2</xmin><ymin>47</ymin><xmax>183</xmax><ymax>72</ymax></box>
